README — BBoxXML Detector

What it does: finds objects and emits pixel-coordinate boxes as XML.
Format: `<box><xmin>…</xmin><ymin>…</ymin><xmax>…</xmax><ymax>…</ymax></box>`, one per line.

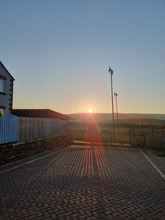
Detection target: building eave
<box><xmin>12</xmin><ymin>109</ymin><xmax>69</xmax><ymax>120</ymax></box>
<box><xmin>0</xmin><ymin>61</ymin><xmax>15</xmax><ymax>80</ymax></box>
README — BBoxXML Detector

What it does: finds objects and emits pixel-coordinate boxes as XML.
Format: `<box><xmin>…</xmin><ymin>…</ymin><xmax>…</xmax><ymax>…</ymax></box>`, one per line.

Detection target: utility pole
<box><xmin>108</xmin><ymin>66</ymin><xmax>115</xmax><ymax>142</ymax></box>
<box><xmin>114</xmin><ymin>92</ymin><xmax>119</xmax><ymax>123</ymax></box>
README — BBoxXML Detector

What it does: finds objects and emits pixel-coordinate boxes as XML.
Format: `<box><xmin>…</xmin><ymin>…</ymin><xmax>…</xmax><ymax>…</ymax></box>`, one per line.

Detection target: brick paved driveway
<box><xmin>0</xmin><ymin>146</ymin><xmax>165</xmax><ymax>220</ymax></box>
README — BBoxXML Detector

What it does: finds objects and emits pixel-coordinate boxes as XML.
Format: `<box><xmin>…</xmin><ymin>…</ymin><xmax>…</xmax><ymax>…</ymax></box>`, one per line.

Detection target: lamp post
<box><xmin>114</xmin><ymin>92</ymin><xmax>119</xmax><ymax>123</ymax></box>
<box><xmin>108</xmin><ymin>66</ymin><xmax>115</xmax><ymax>142</ymax></box>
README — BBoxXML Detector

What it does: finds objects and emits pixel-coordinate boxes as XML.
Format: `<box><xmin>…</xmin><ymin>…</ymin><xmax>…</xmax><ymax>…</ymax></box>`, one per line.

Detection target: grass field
<box><xmin>69</xmin><ymin>113</ymin><xmax>165</xmax><ymax>150</ymax></box>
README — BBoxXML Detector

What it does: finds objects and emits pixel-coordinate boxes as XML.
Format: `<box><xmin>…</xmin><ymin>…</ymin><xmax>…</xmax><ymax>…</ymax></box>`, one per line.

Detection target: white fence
<box><xmin>0</xmin><ymin>115</ymin><xmax>68</xmax><ymax>145</ymax></box>
<box><xmin>19</xmin><ymin>117</ymin><xmax>67</xmax><ymax>143</ymax></box>
<box><xmin>0</xmin><ymin>115</ymin><xmax>19</xmax><ymax>144</ymax></box>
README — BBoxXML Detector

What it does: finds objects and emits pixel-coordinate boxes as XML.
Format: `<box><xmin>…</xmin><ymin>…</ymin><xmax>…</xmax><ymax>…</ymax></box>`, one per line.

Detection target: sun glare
<box><xmin>88</xmin><ymin>108</ymin><xmax>93</xmax><ymax>113</ymax></box>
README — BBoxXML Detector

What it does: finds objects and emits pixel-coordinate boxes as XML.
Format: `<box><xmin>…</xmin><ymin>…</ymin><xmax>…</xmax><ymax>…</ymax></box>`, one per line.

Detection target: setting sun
<box><xmin>88</xmin><ymin>108</ymin><xmax>93</xmax><ymax>113</ymax></box>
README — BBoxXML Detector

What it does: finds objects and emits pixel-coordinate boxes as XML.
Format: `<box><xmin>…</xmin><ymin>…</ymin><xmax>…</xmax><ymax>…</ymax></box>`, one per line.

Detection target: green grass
<box><xmin>69</xmin><ymin>121</ymin><xmax>165</xmax><ymax>148</ymax></box>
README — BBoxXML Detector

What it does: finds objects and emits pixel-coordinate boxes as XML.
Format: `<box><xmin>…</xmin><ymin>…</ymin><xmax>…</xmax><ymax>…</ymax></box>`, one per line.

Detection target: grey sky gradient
<box><xmin>1</xmin><ymin>0</ymin><xmax>165</xmax><ymax>113</ymax></box>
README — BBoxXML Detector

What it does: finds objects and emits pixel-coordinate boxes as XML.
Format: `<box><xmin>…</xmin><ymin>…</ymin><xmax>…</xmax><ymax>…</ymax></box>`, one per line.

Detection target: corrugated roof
<box><xmin>12</xmin><ymin>109</ymin><xmax>69</xmax><ymax>120</ymax></box>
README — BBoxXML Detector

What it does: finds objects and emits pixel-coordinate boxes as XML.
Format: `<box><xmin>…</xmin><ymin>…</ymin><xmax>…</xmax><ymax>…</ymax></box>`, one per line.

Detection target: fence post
<box><xmin>151</xmin><ymin>126</ymin><xmax>154</xmax><ymax>148</ymax></box>
<box><xmin>129</xmin><ymin>126</ymin><xmax>135</xmax><ymax>147</ymax></box>
<box><xmin>132</xmin><ymin>127</ymin><xmax>135</xmax><ymax>147</ymax></box>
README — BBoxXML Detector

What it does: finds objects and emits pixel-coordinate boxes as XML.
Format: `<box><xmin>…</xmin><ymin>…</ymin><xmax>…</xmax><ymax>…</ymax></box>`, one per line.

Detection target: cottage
<box><xmin>0</xmin><ymin>62</ymin><xmax>14</xmax><ymax>116</ymax></box>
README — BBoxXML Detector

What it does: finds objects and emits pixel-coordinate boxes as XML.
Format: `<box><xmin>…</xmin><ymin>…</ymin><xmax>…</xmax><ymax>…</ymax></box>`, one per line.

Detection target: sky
<box><xmin>0</xmin><ymin>0</ymin><xmax>165</xmax><ymax>114</ymax></box>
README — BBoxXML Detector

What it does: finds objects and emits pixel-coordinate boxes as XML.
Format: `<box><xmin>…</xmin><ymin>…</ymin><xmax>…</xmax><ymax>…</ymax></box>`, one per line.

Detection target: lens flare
<box><xmin>88</xmin><ymin>108</ymin><xmax>93</xmax><ymax>113</ymax></box>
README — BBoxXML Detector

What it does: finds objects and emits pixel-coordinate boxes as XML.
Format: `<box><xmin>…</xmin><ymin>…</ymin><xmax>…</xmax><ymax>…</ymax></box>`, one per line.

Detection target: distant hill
<box><xmin>69</xmin><ymin>113</ymin><xmax>165</xmax><ymax>125</ymax></box>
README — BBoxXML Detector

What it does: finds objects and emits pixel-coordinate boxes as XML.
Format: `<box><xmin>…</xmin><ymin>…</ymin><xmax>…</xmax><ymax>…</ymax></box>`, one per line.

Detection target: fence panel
<box><xmin>0</xmin><ymin>115</ymin><xmax>19</xmax><ymax>144</ymax></box>
<box><xmin>18</xmin><ymin>117</ymin><xmax>68</xmax><ymax>144</ymax></box>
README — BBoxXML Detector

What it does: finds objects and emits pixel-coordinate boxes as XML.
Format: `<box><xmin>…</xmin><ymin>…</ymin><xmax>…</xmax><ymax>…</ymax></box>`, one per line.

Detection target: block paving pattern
<box><xmin>0</xmin><ymin>147</ymin><xmax>165</xmax><ymax>220</ymax></box>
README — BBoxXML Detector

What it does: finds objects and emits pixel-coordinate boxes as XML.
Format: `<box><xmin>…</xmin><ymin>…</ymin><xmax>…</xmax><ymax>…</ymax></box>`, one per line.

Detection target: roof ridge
<box><xmin>12</xmin><ymin>109</ymin><xmax>68</xmax><ymax>120</ymax></box>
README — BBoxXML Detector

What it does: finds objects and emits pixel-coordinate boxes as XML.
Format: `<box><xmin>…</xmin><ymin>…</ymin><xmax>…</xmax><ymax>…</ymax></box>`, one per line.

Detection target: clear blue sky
<box><xmin>1</xmin><ymin>0</ymin><xmax>165</xmax><ymax>114</ymax></box>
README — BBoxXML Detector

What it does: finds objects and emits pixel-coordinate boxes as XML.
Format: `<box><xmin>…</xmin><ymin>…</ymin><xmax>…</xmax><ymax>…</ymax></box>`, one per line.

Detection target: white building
<box><xmin>0</xmin><ymin>62</ymin><xmax>14</xmax><ymax>116</ymax></box>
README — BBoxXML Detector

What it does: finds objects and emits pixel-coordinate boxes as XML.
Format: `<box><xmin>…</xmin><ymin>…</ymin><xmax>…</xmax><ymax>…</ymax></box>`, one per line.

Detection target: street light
<box><xmin>108</xmin><ymin>66</ymin><xmax>115</xmax><ymax>142</ymax></box>
<box><xmin>108</xmin><ymin>66</ymin><xmax>114</xmax><ymax>122</ymax></box>
<box><xmin>114</xmin><ymin>92</ymin><xmax>119</xmax><ymax>123</ymax></box>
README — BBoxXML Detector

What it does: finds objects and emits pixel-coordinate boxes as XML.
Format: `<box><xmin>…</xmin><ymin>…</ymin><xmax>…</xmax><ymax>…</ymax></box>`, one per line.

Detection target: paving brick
<box><xmin>0</xmin><ymin>147</ymin><xmax>165</xmax><ymax>219</ymax></box>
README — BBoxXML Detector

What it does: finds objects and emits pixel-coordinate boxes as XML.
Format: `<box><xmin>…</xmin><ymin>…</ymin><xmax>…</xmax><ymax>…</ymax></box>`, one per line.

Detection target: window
<box><xmin>0</xmin><ymin>108</ymin><xmax>5</xmax><ymax>118</ymax></box>
<box><xmin>0</xmin><ymin>78</ymin><xmax>5</xmax><ymax>93</ymax></box>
